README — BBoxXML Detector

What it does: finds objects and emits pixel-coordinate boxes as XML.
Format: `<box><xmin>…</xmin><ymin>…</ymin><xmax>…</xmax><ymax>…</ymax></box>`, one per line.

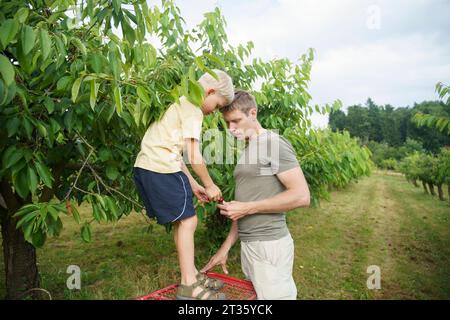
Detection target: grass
<box><xmin>0</xmin><ymin>171</ymin><xmax>449</xmax><ymax>299</ymax></box>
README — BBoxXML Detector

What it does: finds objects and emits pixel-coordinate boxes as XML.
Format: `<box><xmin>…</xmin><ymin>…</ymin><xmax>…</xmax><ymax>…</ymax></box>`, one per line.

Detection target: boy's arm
<box><xmin>185</xmin><ymin>138</ymin><xmax>222</xmax><ymax>201</ymax></box>
<box><xmin>181</xmin><ymin>161</ymin><xmax>199</xmax><ymax>188</ymax></box>
<box><xmin>181</xmin><ymin>161</ymin><xmax>209</xmax><ymax>203</ymax></box>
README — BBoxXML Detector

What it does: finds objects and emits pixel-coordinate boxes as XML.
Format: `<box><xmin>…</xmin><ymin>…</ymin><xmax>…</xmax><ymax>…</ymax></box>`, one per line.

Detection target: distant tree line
<box><xmin>329</xmin><ymin>98</ymin><xmax>450</xmax><ymax>154</ymax></box>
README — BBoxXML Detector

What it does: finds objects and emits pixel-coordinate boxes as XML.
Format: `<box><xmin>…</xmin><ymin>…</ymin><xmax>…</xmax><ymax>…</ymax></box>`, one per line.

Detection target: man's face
<box><xmin>222</xmin><ymin>108</ymin><xmax>257</xmax><ymax>140</ymax></box>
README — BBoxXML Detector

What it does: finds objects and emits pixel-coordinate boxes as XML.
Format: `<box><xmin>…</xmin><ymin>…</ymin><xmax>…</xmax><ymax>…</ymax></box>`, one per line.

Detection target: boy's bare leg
<box><xmin>175</xmin><ymin>214</ymin><xmax>208</xmax><ymax>298</ymax></box>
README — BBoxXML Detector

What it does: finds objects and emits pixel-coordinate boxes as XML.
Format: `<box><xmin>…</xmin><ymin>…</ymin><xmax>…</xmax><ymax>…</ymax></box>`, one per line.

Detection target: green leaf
<box><xmin>88</xmin><ymin>54</ymin><xmax>105</xmax><ymax>73</ymax></box>
<box><xmin>204</xmin><ymin>53</ymin><xmax>225</xmax><ymax>68</ymax></box>
<box><xmin>31</xmin><ymin>231</ymin><xmax>47</xmax><ymax>248</ymax></box>
<box><xmin>39</xmin><ymin>29</ymin><xmax>52</xmax><ymax>61</ymax></box>
<box><xmin>21</xmin><ymin>25</ymin><xmax>36</xmax><ymax>55</ymax></box>
<box><xmin>81</xmin><ymin>223</ymin><xmax>92</xmax><ymax>242</ymax></box>
<box><xmin>0</xmin><ymin>19</ymin><xmax>20</xmax><ymax>48</ymax></box>
<box><xmin>71</xmin><ymin>38</ymin><xmax>87</xmax><ymax>57</ymax></box>
<box><xmin>106</xmin><ymin>166</ymin><xmax>119</xmax><ymax>180</ymax></box>
<box><xmin>16</xmin><ymin>211</ymin><xmax>38</xmax><ymax>229</ymax></box>
<box><xmin>3</xmin><ymin>146</ymin><xmax>23</xmax><ymax>169</ymax></box>
<box><xmin>22</xmin><ymin>116</ymin><xmax>33</xmax><ymax>139</ymax></box>
<box><xmin>114</xmin><ymin>86</ymin><xmax>122</xmax><ymax>114</ymax></box>
<box><xmin>15</xmin><ymin>8</ymin><xmax>29</xmax><ymax>23</ymax></box>
<box><xmin>71</xmin><ymin>77</ymin><xmax>82</xmax><ymax>103</ymax></box>
<box><xmin>14</xmin><ymin>168</ymin><xmax>30</xmax><ymax>199</ymax></box>
<box><xmin>0</xmin><ymin>55</ymin><xmax>15</xmax><ymax>85</ymax></box>
<box><xmin>35</xmin><ymin>161</ymin><xmax>53</xmax><ymax>188</ymax></box>
<box><xmin>13</xmin><ymin>204</ymin><xmax>39</xmax><ymax>218</ymax></box>
<box><xmin>112</xmin><ymin>0</ymin><xmax>122</xmax><ymax>13</ymax></box>
<box><xmin>105</xmin><ymin>196</ymin><xmax>120</xmax><ymax>219</ymax></box>
<box><xmin>137</xmin><ymin>86</ymin><xmax>151</xmax><ymax>105</ymax></box>
<box><xmin>187</xmin><ymin>80</ymin><xmax>204</xmax><ymax>107</ymax></box>
<box><xmin>92</xmin><ymin>202</ymin><xmax>101</xmax><ymax>221</ymax></box>
<box><xmin>23</xmin><ymin>222</ymin><xmax>34</xmax><ymax>242</ymax></box>
<box><xmin>47</xmin><ymin>205</ymin><xmax>59</xmax><ymax>221</ymax></box>
<box><xmin>27</xmin><ymin>166</ymin><xmax>38</xmax><ymax>195</ymax></box>
<box><xmin>71</xmin><ymin>204</ymin><xmax>81</xmax><ymax>224</ymax></box>
<box><xmin>57</xmin><ymin>76</ymin><xmax>72</xmax><ymax>91</ymax></box>
<box><xmin>98</xmin><ymin>148</ymin><xmax>111</xmax><ymax>161</ymax></box>
<box><xmin>95</xmin><ymin>194</ymin><xmax>106</xmax><ymax>209</ymax></box>
<box><xmin>6</xmin><ymin>117</ymin><xmax>20</xmax><ymax>137</ymax></box>
<box><xmin>89</xmin><ymin>80</ymin><xmax>99</xmax><ymax>110</ymax></box>
<box><xmin>122</xmin><ymin>18</ymin><xmax>136</xmax><ymax>45</ymax></box>
<box><xmin>44</xmin><ymin>97</ymin><xmax>55</xmax><ymax>113</ymax></box>
<box><xmin>36</xmin><ymin>122</ymin><xmax>48</xmax><ymax>138</ymax></box>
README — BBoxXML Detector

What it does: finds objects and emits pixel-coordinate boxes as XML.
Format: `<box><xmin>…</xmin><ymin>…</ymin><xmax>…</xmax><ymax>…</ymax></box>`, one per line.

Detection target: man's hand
<box><xmin>200</xmin><ymin>248</ymin><xmax>229</xmax><ymax>274</ymax></box>
<box><xmin>205</xmin><ymin>184</ymin><xmax>222</xmax><ymax>202</ymax></box>
<box><xmin>218</xmin><ymin>201</ymin><xmax>255</xmax><ymax>221</ymax></box>
<box><xmin>192</xmin><ymin>184</ymin><xmax>209</xmax><ymax>203</ymax></box>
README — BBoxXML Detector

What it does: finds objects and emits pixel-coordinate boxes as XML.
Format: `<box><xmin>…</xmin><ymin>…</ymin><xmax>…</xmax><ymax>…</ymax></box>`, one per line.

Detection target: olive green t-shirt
<box><xmin>234</xmin><ymin>130</ymin><xmax>300</xmax><ymax>242</ymax></box>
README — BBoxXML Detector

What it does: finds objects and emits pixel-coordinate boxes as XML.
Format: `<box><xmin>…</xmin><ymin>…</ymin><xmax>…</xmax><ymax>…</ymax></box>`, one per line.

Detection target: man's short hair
<box><xmin>220</xmin><ymin>90</ymin><xmax>257</xmax><ymax>115</ymax></box>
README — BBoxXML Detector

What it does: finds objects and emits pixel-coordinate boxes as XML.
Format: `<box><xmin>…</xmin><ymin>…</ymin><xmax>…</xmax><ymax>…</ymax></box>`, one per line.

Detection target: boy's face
<box><xmin>201</xmin><ymin>89</ymin><xmax>228</xmax><ymax>115</ymax></box>
<box><xmin>222</xmin><ymin>108</ymin><xmax>258</xmax><ymax>140</ymax></box>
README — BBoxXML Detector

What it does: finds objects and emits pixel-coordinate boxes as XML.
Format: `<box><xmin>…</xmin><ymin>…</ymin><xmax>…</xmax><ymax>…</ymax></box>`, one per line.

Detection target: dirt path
<box><xmin>290</xmin><ymin>171</ymin><xmax>450</xmax><ymax>299</ymax></box>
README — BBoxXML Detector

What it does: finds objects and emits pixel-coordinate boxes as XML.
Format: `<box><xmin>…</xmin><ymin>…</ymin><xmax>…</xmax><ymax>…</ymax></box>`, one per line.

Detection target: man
<box><xmin>201</xmin><ymin>90</ymin><xmax>310</xmax><ymax>300</ymax></box>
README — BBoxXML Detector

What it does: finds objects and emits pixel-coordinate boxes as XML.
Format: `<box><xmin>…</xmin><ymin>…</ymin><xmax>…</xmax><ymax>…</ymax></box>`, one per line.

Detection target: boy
<box><xmin>133</xmin><ymin>70</ymin><xmax>234</xmax><ymax>300</ymax></box>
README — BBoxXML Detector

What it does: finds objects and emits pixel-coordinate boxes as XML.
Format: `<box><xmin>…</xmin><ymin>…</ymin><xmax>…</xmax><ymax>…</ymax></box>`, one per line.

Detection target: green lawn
<box><xmin>1</xmin><ymin>171</ymin><xmax>449</xmax><ymax>299</ymax></box>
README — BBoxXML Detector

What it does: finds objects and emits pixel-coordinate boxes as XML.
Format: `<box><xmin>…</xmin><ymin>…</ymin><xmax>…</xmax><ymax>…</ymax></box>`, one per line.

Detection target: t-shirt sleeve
<box><xmin>180</xmin><ymin>101</ymin><xmax>203</xmax><ymax>140</ymax></box>
<box><xmin>270</xmin><ymin>136</ymin><xmax>299</xmax><ymax>174</ymax></box>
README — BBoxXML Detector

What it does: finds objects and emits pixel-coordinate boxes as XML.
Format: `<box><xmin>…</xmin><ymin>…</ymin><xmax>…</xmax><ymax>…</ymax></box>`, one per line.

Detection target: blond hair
<box><xmin>220</xmin><ymin>90</ymin><xmax>257</xmax><ymax>115</ymax></box>
<box><xmin>198</xmin><ymin>70</ymin><xmax>234</xmax><ymax>105</ymax></box>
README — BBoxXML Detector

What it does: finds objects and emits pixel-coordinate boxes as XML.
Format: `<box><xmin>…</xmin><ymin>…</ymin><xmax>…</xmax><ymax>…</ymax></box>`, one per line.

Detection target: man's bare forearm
<box><xmin>249</xmin><ymin>188</ymin><xmax>310</xmax><ymax>214</ymax></box>
<box><xmin>221</xmin><ymin>220</ymin><xmax>239</xmax><ymax>252</ymax></box>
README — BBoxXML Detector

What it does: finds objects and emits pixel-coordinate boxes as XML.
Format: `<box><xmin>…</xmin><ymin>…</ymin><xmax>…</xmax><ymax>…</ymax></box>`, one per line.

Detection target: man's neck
<box><xmin>247</xmin><ymin>124</ymin><xmax>266</xmax><ymax>141</ymax></box>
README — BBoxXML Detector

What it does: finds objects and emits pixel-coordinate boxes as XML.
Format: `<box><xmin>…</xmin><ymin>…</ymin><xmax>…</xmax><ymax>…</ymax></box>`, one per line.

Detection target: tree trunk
<box><xmin>0</xmin><ymin>181</ymin><xmax>41</xmax><ymax>300</ymax></box>
<box><xmin>422</xmin><ymin>181</ymin><xmax>429</xmax><ymax>194</ymax></box>
<box><xmin>448</xmin><ymin>185</ymin><xmax>450</xmax><ymax>200</ymax></box>
<box><xmin>1</xmin><ymin>214</ymin><xmax>41</xmax><ymax>299</ymax></box>
<box><xmin>437</xmin><ymin>185</ymin><xmax>445</xmax><ymax>201</ymax></box>
<box><xmin>427</xmin><ymin>183</ymin><xmax>436</xmax><ymax>196</ymax></box>
<box><xmin>412</xmin><ymin>179</ymin><xmax>418</xmax><ymax>188</ymax></box>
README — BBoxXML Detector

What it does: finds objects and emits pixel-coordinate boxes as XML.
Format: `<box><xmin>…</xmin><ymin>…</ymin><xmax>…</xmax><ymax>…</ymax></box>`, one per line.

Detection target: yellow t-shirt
<box><xmin>134</xmin><ymin>96</ymin><xmax>204</xmax><ymax>173</ymax></box>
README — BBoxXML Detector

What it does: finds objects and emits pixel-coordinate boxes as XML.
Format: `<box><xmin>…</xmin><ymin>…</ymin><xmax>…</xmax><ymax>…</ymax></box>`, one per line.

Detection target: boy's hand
<box><xmin>205</xmin><ymin>184</ymin><xmax>222</xmax><ymax>202</ymax></box>
<box><xmin>192</xmin><ymin>184</ymin><xmax>209</xmax><ymax>203</ymax></box>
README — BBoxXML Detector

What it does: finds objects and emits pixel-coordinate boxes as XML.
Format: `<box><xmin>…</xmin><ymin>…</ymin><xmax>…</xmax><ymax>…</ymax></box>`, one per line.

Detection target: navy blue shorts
<box><xmin>133</xmin><ymin>167</ymin><xmax>196</xmax><ymax>225</ymax></box>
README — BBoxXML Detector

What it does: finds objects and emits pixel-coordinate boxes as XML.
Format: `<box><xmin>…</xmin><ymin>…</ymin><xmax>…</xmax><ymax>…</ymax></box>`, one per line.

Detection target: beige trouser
<box><xmin>241</xmin><ymin>233</ymin><xmax>297</xmax><ymax>300</ymax></box>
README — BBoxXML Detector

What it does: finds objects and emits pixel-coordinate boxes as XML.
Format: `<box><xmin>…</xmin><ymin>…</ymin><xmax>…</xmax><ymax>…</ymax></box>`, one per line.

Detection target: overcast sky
<box><xmin>154</xmin><ymin>0</ymin><xmax>450</xmax><ymax>128</ymax></box>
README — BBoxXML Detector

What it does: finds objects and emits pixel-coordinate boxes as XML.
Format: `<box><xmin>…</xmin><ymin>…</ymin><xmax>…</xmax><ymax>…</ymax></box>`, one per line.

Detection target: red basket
<box><xmin>136</xmin><ymin>272</ymin><xmax>256</xmax><ymax>300</ymax></box>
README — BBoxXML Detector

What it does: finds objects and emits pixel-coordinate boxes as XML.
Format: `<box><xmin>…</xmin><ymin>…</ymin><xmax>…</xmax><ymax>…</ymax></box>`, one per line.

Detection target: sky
<box><xmin>151</xmin><ymin>0</ymin><xmax>450</xmax><ymax>128</ymax></box>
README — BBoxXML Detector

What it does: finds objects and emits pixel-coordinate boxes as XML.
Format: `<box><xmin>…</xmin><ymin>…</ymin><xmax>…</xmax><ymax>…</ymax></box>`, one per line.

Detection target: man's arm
<box><xmin>200</xmin><ymin>220</ymin><xmax>239</xmax><ymax>274</ymax></box>
<box><xmin>185</xmin><ymin>138</ymin><xmax>222</xmax><ymax>201</ymax></box>
<box><xmin>218</xmin><ymin>166</ymin><xmax>310</xmax><ymax>221</ymax></box>
<box><xmin>251</xmin><ymin>166</ymin><xmax>310</xmax><ymax>213</ymax></box>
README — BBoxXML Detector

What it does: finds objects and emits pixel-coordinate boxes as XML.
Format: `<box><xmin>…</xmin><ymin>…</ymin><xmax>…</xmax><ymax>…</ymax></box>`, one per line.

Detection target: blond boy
<box><xmin>134</xmin><ymin>70</ymin><xmax>234</xmax><ymax>300</ymax></box>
